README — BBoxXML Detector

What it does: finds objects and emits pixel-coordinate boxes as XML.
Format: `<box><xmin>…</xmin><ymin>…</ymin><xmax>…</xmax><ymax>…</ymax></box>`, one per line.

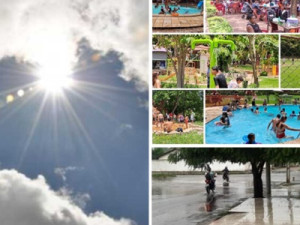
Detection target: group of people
<box><xmin>215</xmin><ymin>97</ymin><xmax>300</xmax><ymax>141</ymax></box>
<box><xmin>209</xmin><ymin>66</ymin><xmax>244</xmax><ymax>88</ymax></box>
<box><xmin>153</xmin><ymin>111</ymin><xmax>196</xmax><ymax>133</ymax></box>
<box><xmin>155</xmin><ymin>0</ymin><xmax>181</xmax><ymax>15</ymax></box>
<box><xmin>244</xmin><ymin>0</ymin><xmax>299</xmax><ymax>32</ymax></box>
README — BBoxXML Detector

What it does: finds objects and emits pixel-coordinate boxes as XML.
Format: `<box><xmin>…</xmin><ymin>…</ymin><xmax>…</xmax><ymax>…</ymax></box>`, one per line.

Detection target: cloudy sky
<box><xmin>0</xmin><ymin>1</ymin><xmax>148</xmax><ymax>225</ymax></box>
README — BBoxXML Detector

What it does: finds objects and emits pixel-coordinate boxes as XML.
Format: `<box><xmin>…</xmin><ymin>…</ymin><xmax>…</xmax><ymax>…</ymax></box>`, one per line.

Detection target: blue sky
<box><xmin>0</xmin><ymin>51</ymin><xmax>148</xmax><ymax>224</ymax></box>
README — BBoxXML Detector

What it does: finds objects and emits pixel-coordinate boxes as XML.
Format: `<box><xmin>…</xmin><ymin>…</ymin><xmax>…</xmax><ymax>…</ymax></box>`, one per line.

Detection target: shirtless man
<box><xmin>267</xmin><ymin>114</ymin><xmax>281</xmax><ymax>131</ymax></box>
<box><xmin>158</xmin><ymin>113</ymin><xmax>164</xmax><ymax>130</ymax></box>
<box><xmin>164</xmin><ymin>118</ymin><xmax>173</xmax><ymax>133</ymax></box>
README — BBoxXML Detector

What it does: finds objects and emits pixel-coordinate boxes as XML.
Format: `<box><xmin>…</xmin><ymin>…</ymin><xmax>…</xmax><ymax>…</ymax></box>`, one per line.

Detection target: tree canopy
<box><xmin>167</xmin><ymin>148</ymin><xmax>300</xmax><ymax>197</ymax></box>
<box><xmin>153</xmin><ymin>91</ymin><xmax>203</xmax><ymax>120</ymax></box>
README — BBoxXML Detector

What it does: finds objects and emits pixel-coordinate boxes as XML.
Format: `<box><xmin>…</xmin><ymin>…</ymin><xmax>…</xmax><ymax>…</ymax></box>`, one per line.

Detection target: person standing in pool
<box><xmin>254</xmin><ymin>107</ymin><xmax>259</xmax><ymax>114</ymax></box>
<box><xmin>281</xmin><ymin>108</ymin><xmax>287</xmax><ymax>117</ymax></box>
<box><xmin>263</xmin><ymin>99</ymin><xmax>267</xmax><ymax>107</ymax></box>
<box><xmin>211</xmin><ymin>66</ymin><xmax>228</xmax><ymax>88</ymax></box>
<box><xmin>275</xmin><ymin>116</ymin><xmax>300</xmax><ymax>139</ymax></box>
<box><xmin>251</xmin><ymin>98</ymin><xmax>256</xmax><ymax>107</ymax></box>
<box><xmin>267</xmin><ymin>114</ymin><xmax>281</xmax><ymax>131</ymax></box>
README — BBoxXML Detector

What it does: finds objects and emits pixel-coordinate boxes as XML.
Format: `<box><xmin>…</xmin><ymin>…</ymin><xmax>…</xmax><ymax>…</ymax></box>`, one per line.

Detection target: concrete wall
<box><xmin>152</xmin><ymin>159</ymin><xmax>251</xmax><ymax>172</ymax></box>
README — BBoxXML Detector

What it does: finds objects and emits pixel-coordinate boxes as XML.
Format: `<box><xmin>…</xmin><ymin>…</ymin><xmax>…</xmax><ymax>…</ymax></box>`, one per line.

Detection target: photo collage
<box><xmin>151</xmin><ymin>1</ymin><xmax>300</xmax><ymax>225</ymax></box>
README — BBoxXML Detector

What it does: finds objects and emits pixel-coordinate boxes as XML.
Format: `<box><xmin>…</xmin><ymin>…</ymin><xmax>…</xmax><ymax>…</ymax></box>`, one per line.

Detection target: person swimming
<box><xmin>246</xmin><ymin>133</ymin><xmax>257</xmax><ymax>144</ymax></box>
<box><xmin>290</xmin><ymin>111</ymin><xmax>296</xmax><ymax>117</ymax></box>
<box><xmin>275</xmin><ymin>116</ymin><xmax>300</xmax><ymax>139</ymax></box>
<box><xmin>254</xmin><ymin>107</ymin><xmax>259</xmax><ymax>114</ymax></box>
<box><xmin>264</xmin><ymin>107</ymin><xmax>267</xmax><ymax>112</ymax></box>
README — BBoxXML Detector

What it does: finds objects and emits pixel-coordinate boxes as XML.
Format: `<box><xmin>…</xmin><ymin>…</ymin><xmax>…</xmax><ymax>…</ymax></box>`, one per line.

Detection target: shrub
<box><xmin>207</xmin><ymin>17</ymin><xmax>232</xmax><ymax>33</ymax></box>
<box><xmin>260</xmin><ymin>71</ymin><xmax>268</xmax><ymax>76</ymax></box>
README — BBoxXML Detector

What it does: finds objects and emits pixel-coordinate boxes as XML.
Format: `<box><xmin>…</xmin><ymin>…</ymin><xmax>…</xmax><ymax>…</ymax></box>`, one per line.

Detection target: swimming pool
<box><xmin>152</xmin><ymin>4</ymin><xmax>201</xmax><ymax>15</ymax></box>
<box><xmin>206</xmin><ymin>105</ymin><xmax>300</xmax><ymax>144</ymax></box>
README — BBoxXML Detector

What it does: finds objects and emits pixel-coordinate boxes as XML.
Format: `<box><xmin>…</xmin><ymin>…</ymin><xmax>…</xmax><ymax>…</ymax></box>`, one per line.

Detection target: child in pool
<box><xmin>246</xmin><ymin>133</ymin><xmax>258</xmax><ymax>144</ymax></box>
<box><xmin>215</xmin><ymin>112</ymin><xmax>230</xmax><ymax>127</ymax></box>
<box><xmin>290</xmin><ymin>111</ymin><xmax>296</xmax><ymax>117</ymax></box>
<box><xmin>254</xmin><ymin>107</ymin><xmax>259</xmax><ymax>114</ymax></box>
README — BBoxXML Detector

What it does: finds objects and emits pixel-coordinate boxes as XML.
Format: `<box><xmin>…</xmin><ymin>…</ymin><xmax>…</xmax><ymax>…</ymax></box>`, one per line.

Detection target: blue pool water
<box><xmin>206</xmin><ymin>105</ymin><xmax>300</xmax><ymax>144</ymax></box>
<box><xmin>152</xmin><ymin>4</ymin><xmax>201</xmax><ymax>15</ymax></box>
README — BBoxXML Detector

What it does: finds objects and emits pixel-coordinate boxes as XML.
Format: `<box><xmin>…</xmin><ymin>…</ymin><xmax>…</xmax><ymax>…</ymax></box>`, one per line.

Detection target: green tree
<box><xmin>168</xmin><ymin>148</ymin><xmax>300</xmax><ymax>198</ymax></box>
<box><xmin>153</xmin><ymin>91</ymin><xmax>203</xmax><ymax>120</ymax></box>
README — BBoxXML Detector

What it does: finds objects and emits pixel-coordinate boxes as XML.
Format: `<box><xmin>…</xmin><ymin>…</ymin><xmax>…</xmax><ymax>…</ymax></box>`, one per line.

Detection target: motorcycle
<box><xmin>223</xmin><ymin>173</ymin><xmax>229</xmax><ymax>186</ymax></box>
<box><xmin>205</xmin><ymin>178</ymin><xmax>215</xmax><ymax>194</ymax></box>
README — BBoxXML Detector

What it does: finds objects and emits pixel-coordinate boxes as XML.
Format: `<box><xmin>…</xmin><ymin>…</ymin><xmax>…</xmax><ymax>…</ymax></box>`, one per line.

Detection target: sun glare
<box><xmin>37</xmin><ymin>65</ymin><xmax>74</xmax><ymax>93</ymax></box>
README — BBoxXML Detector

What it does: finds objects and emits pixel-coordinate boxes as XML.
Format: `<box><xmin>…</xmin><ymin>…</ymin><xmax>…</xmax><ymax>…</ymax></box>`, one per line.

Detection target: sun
<box><xmin>37</xmin><ymin>64</ymin><xmax>74</xmax><ymax>93</ymax></box>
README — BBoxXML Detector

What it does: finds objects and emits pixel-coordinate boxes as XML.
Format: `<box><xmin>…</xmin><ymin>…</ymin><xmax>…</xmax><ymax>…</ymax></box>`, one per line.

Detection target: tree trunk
<box><xmin>251</xmin><ymin>161</ymin><xmax>265</xmax><ymax>198</ymax></box>
<box><xmin>171</xmin><ymin>93</ymin><xmax>180</xmax><ymax>114</ymax></box>
<box><xmin>248</xmin><ymin>36</ymin><xmax>259</xmax><ymax>87</ymax></box>
<box><xmin>291</xmin><ymin>0</ymin><xmax>297</xmax><ymax>17</ymax></box>
<box><xmin>286</xmin><ymin>163</ymin><xmax>290</xmax><ymax>183</ymax></box>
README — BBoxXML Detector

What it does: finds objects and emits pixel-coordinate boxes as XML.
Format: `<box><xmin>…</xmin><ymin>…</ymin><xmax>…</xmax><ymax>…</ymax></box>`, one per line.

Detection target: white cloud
<box><xmin>137</xmin><ymin>97</ymin><xmax>148</xmax><ymax>109</ymax></box>
<box><xmin>0</xmin><ymin>0</ymin><xmax>148</xmax><ymax>91</ymax></box>
<box><xmin>54</xmin><ymin>166</ymin><xmax>83</xmax><ymax>182</ymax></box>
<box><xmin>121</xmin><ymin>124</ymin><xmax>133</xmax><ymax>130</ymax></box>
<box><xmin>0</xmin><ymin>170</ymin><xmax>134</xmax><ymax>225</ymax></box>
<box><xmin>58</xmin><ymin>187</ymin><xmax>91</xmax><ymax>210</ymax></box>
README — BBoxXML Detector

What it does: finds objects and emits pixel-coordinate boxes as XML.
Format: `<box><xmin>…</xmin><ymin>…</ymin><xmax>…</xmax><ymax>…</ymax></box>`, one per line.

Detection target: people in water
<box><xmin>267</xmin><ymin>114</ymin><xmax>281</xmax><ymax>131</ymax></box>
<box><xmin>281</xmin><ymin>108</ymin><xmax>287</xmax><ymax>117</ymax></box>
<box><xmin>275</xmin><ymin>116</ymin><xmax>300</xmax><ymax>139</ymax></box>
<box><xmin>254</xmin><ymin>107</ymin><xmax>259</xmax><ymax>114</ymax></box>
<box><xmin>246</xmin><ymin>133</ymin><xmax>258</xmax><ymax>144</ymax></box>
<box><xmin>215</xmin><ymin>112</ymin><xmax>230</xmax><ymax>127</ymax></box>
<box><xmin>290</xmin><ymin>111</ymin><xmax>296</xmax><ymax>117</ymax></box>
<box><xmin>222</xmin><ymin>103</ymin><xmax>230</xmax><ymax>112</ymax></box>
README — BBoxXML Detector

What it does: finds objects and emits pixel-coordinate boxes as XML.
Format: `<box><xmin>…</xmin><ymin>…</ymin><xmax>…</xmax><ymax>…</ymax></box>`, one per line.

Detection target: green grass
<box><xmin>250</xmin><ymin>94</ymin><xmax>300</xmax><ymax>104</ymax></box>
<box><xmin>259</xmin><ymin>77</ymin><xmax>279</xmax><ymax>88</ymax></box>
<box><xmin>194</xmin><ymin>121</ymin><xmax>204</xmax><ymax>126</ymax></box>
<box><xmin>281</xmin><ymin>59</ymin><xmax>300</xmax><ymax>88</ymax></box>
<box><xmin>235</xmin><ymin>65</ymin><xmax>253</xmax><ymax>71</ymax></box>
<box><xmin>153</xmin><ymin>131</ymin><xmax>203</xmax><ymax>144</ymax></box>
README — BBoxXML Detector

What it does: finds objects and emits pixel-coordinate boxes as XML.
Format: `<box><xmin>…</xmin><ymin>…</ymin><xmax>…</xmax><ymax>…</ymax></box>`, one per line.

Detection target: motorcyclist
<box><xmin>205</xmin><ymin>167</ymin><xmax>216</xmax><ymax>193</ymax></box>
<box><xmin>222</xmin><ymin>166</ymin><xmax>229</xmax><ymax>182</ymax></box>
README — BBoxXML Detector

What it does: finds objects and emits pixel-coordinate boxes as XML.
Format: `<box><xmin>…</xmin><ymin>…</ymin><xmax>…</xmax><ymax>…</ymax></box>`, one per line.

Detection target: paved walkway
<box><xmin>210</xmin><ymin>14</ymin><xmax>268</xmax><ymax>33</ymax></box>
<box><xmin>210</xmin><ymin>197</ymin><xmax>300</xmax><ymax>225</ymax></box>
<box><xmin>206</xmin><ymin>106</ymin><xmax>223</xmax><ymax>123</ymax></box>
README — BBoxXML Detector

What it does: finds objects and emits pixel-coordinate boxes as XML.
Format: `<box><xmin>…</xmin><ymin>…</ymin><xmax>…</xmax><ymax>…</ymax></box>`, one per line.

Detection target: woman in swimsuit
<box><xmin>275</xmin><ymin>116</ymin><xmax>300</xmax><ymax>139</ymax></box>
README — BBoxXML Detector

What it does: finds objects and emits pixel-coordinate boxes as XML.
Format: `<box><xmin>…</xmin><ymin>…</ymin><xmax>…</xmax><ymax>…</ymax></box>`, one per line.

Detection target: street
<box><xmin>152</xmin><ymin>170</ymin><xmax>300</xmax><ymax>225</ymax></box>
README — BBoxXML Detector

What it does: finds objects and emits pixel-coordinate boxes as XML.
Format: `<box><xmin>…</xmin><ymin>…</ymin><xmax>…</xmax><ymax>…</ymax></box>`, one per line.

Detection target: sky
<box><xmin>0</xmin><ymin>1</ymin><xmax>148</xmax><ymax>225</ymax></box>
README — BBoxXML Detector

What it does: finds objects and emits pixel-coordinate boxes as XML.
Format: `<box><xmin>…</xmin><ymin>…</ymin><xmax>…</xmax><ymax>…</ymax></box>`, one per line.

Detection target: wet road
<box><xmin>152</xmin><ymin>171</ymin><xmax>300</xmax><ymax>225</ymax></box>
